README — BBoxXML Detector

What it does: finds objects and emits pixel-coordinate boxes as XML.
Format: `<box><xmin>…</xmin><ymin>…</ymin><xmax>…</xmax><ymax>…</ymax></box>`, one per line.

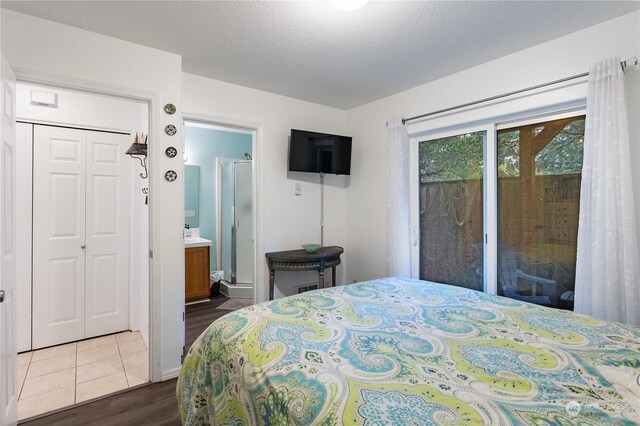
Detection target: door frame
<box><xmin>12</xmin><ymin>69</ymin><xmax>162</xmax><ymax>381</ymax></box>
<box><xmin>183</xmin><ymin>113</ymin><xmax>262</xmax><ymax>305</ymax></box>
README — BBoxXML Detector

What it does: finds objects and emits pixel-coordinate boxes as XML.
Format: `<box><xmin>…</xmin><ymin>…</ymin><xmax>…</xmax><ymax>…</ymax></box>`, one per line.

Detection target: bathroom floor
<box><xmin>17</xmin><ymin>331</ymin><xmax>149</xmax><ymax>421</ymax></box>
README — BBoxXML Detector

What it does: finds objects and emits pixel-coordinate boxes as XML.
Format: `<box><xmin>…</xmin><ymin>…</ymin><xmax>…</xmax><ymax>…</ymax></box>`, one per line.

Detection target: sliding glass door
<box><xmin>497</xmin><ymin>116</ymin><xmax>584</xmax><ymax>309</ymax></box>
<box><xmin>416</xmin><ymin>114</ymin><xmax>585</xmax><ymax>310</ymax></box>
<box><xmin>418</xmin><ymin>131</ymin><xmax>484</xmax><ymax>291</ymax></box>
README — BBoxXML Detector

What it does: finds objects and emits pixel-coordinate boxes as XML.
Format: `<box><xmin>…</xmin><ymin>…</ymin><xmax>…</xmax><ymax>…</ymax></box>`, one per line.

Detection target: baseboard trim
<box><xmin>161</xmin><ymin>367</ymin><xmax>182</xmax><ymax>381</ymax></box>
<box><xmin>220</xmin><ymin>281</ymin><xmax>253</xmax><ymax>298</ymax></box>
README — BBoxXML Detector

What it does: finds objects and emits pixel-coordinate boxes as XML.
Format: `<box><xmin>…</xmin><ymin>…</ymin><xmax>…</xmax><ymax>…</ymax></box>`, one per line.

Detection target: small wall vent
<box><xmin>297</xmin><ymin>284</ymin><xmax>319</xmax><ymax>294</ymax></box>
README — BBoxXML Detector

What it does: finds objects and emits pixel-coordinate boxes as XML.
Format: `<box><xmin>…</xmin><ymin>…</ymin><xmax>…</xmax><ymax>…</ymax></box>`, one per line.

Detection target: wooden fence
<box><xmin>419</xmin><ymin>174</ymin><xmax>581</xmax><ymax>292</ymax></box>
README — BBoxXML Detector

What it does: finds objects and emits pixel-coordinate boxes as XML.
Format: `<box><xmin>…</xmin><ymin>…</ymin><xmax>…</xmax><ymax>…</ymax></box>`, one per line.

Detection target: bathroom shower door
<box><xmin>234</xmin><ymin>162</ymin><xmax>252</xmax><ymax>284</ymax></box>
<box><xmin>221</xmin><ymin>164</ymin><xmax>233</xmax><ymax>282</ymax></box>
<box><xmin>220</xmin><ymin>161</ymin><xmax>253</xmax><ymax>285</ymax></box>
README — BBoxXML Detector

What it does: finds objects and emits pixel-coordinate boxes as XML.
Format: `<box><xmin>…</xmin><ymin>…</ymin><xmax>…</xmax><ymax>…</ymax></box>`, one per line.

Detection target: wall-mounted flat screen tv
<box><xmin>288</xmin><ymin>129</ymin><xmax>352</xmax><ymax>175</ymax></box>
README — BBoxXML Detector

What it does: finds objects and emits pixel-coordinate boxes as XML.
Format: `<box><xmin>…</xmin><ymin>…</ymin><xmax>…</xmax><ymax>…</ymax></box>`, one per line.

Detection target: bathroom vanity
<box><xmin>185</xmin><ymin>237</ymin><xmax>212</xmax><ymax>302</ymax></box>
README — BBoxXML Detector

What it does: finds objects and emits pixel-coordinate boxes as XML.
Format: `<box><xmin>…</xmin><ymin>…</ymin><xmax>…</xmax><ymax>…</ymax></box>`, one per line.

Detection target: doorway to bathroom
<box><xmin>183</xmin><ymin>120</ymin><xmax>255</xmax><ymax>304</ymax></box>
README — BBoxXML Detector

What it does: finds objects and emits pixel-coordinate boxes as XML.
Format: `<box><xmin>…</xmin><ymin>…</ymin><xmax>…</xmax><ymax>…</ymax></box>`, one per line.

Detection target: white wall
<box><xmin>344</xmin><ymin>11</ymin><xmax>640</xmax><ymax>284</ymax></box>
<box><xmin>2</xmin><ymin>10</ymin><xmax>183</xmax><ymax>379</ymax></box>
<box><xmin>182</xmin><ymin>74</ymin><xmax>348</xmax><ymax>300</ymax></box>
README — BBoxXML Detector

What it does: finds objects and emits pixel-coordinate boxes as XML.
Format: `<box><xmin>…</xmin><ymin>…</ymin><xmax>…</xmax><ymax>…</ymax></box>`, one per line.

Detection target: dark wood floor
<box><xmin>20</xmin><ymin>295</ymin><xmax>232</xmax><ymax>425</ymax></box>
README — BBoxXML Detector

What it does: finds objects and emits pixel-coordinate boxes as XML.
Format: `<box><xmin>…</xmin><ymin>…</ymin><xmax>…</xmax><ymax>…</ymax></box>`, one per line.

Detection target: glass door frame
<box><xmin>409</xmin><ymin>107</ymin><xmax>585</xmax><ymax>297</ymax></box>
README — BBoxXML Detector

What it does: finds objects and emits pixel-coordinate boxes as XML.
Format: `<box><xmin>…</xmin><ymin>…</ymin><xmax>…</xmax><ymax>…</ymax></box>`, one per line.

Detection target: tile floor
<box><xmin>17</xmin><ymin>331</ymin><xmax>149</xmax><ymax>421</ymax></box>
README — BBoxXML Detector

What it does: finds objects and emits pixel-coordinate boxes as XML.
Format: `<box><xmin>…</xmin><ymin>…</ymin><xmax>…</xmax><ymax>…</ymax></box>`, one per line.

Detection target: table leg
<box><xmin>319</xmin><ymin>269</ymin><xmax>324</xmax><ymax>289</ymax></box>
<box><xmin>332</xmin><ymin>267</ymin><xmax>336</xmax><ymax>287</ymax></box>
<box><xmin>269</xmin><ymin>269</ymin><xmax>275</xmax><ymax>300</ymax></box>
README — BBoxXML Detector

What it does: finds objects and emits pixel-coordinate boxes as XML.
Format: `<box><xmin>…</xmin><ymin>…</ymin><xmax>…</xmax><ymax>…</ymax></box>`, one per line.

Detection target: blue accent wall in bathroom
<box><xmin>185</xmin><ymin>125</ymin><xmax>252</xmax><ymax>270</ymax></box>
<box><xmin>184</xmin><ymin>165</ymin><xmax>200</xmax><ymax>228</ymax></box>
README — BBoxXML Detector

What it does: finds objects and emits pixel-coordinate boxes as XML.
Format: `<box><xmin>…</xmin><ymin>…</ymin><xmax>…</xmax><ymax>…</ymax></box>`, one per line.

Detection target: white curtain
<box><xmin>386</xmin><ymin>118</ymin><xmax>411</xmax><ymax>276</ymax></box>
<box><xmin>575</xmin><ymin>56</ymin><xmax>640</xmax><ymax>326</ymax></box>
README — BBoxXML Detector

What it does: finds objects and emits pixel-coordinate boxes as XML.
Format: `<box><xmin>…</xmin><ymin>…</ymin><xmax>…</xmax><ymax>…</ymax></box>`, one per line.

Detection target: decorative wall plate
<box><xmin>165</xmin><ymin>124</ymin><xmax>177</xmax><ymax>136</ymax></box>
<box><xmin>165</xmin><ymin>170</ymin><xmax>177</xmax><ymax>182</ymax></box>
<box><xmin>165</xmin><ymin>146</ymin><xmax>178</xmax><ymax>158</ymax></box>
<box><xmin>164</xmin><ymin>103</ymin><xmax>176</xmax><ymax>115</ymax></box>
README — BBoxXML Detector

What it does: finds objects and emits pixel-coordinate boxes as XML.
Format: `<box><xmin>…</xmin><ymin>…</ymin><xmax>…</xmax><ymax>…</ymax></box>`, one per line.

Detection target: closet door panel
<box><xmin>84</xmin><ymin>131</ymin><xmax>130</xmax><ymax>338</ymax></box>
<box><xmin>32</xmin><ymin>126</ymin><xmax>86</xmax><ymax>349</ymax></box>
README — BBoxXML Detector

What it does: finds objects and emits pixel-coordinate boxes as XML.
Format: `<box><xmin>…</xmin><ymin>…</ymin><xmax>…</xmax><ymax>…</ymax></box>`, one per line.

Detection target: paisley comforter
<box><xmin>177</xmin><ymin>277</ymin><xmax>640</xmax><ymax>425</ymax></box>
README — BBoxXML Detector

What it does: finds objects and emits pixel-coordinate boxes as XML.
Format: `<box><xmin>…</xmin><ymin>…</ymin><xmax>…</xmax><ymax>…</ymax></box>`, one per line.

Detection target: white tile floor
<box><xmin>17</xmin><ymin>331</ymin><xmax>149</xmax><ymax>421</ymax></box>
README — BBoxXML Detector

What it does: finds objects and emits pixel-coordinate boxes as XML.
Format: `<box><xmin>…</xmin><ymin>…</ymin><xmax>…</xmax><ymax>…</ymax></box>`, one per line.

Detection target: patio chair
<box><xmin>473</xmin><ymin>243</ymin><xmax>558</xmax><ymax>307</ymax></box>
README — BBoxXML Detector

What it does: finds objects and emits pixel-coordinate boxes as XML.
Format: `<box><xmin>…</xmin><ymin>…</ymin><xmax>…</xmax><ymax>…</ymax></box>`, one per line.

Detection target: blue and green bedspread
<box><xmin>177</xmin><ymin>277</ymin><xmax>640</xmax><ymax>425</ymax></box>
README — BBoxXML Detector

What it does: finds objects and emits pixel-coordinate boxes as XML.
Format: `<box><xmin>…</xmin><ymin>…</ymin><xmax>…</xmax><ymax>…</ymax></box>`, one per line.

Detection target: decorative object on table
<box><xmin>165</xmin><ymin>124</ymin><xmax>177</xmax><ymax>136</ymax></box>
<box><xmin>165</xmin><ymin>170</ymin><xmax>177</xmax><ymax>182</ymax></box>
<box><xmin>164</xmin><ymin>103</ymin><xmax>176</xmax><ymax>115</ymax></box>
<box><xmin>165</xmin><ymin>146</ymin><xmax>178</xmax><ymax>158</ymax></box>
<box><xmin>301</xmin><ymin>243</ymin><xmax>321</xmax><ymax>253</ymax></box>
<box><xmin>125</xmin><ymin>132</ymin><xmax>149</xmax><ymax>204</ymax></box>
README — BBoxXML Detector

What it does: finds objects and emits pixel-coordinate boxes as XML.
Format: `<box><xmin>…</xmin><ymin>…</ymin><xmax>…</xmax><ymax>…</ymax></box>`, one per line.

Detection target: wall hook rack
<box><xmin>126</xmin><ymin>133</ymin><xmax>149</xmax><ymax>204</ymax></box>
<box><xmin>125</xmin><ymin>133</ymin><xmax>148</xmax><ymax>180</ymax></box>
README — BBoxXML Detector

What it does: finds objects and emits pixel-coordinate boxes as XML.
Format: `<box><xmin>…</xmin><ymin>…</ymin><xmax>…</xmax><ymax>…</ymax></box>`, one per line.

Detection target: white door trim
<box><xmin>12</xmin><ymin>68</ymin><xmax>162</xmax><ymax>382</ymax></box>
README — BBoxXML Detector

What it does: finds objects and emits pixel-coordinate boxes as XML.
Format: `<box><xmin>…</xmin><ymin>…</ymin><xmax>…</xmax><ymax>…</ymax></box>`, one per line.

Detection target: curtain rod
<box><xmin>402</xmin><ymin>57</ymin><xmax>638</xmax><ymax>126</ymax></box>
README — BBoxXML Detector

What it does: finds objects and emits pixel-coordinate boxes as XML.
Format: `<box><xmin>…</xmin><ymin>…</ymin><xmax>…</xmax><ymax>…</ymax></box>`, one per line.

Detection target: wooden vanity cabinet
<box><xmin>185</xmin><ymin>246</ymin><xmax>210</xmax><ymax>302</ymax></box>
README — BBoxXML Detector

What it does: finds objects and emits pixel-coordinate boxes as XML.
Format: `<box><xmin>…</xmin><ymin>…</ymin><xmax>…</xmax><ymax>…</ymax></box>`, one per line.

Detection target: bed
<box><xmin>177</xmin><ymin>277</ymin><xmax>640</xmax><ymax>425</ymax></box>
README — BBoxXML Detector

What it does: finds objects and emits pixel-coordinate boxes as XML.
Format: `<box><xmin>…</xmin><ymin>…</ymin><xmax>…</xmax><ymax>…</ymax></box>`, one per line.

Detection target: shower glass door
<box><xmin>221</xmin><ymin>163</ymin><xmax>234</xmax><ymax>283</ymax></box>
<box><xmin>234</xmin><ymin>162</ymin><xmax>253</xmax><ymax>285</ymax></box>
<box><xmin>220</xmin><ymin>161</ymin><xmax>253</xmax><ymax>285</ymax></box>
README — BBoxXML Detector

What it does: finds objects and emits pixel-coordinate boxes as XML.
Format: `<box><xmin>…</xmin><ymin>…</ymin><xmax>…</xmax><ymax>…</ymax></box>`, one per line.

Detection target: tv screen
<box><xmin>288</xmin><ymin>129</ymin><xmax>352</xmax><ymax>175</ymax></box>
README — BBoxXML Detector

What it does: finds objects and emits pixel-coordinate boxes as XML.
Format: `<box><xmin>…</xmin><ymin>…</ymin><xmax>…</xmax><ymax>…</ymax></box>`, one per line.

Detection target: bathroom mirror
<box><xmin>185</xmin><ymin>164</ymin><xmax>200</xmax><ymax>228</ymax></box>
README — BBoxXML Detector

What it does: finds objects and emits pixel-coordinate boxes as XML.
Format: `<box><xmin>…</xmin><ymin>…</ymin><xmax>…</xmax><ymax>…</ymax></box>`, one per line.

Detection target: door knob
<box><xmin>81</xmin><ymin>245</ymin><xmax>86</xmax><ymax>249</ymax></box>
<box><xmin>0</xmin><ymin>289</ymin><xmax>5</xmax><ymax>303</ymax></box>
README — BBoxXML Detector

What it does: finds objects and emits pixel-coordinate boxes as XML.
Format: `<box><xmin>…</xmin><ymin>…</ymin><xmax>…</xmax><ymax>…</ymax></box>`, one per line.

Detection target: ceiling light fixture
<box><xmin>328</xmin><ymin>0</ymin><xmax>370</xmax><ymax>11</ymax></box>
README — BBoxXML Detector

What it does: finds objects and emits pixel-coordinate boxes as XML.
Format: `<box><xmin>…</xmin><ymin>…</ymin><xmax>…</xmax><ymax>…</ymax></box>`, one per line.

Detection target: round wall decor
<box><xmin>165</xmin><ymin>146</ymin><xmax>178</xmax><ymax>158</ymax></box>
<box><xmin>164</xmin><ymin>103</ymin><xmax>176</xmax><ymax>115</ymax></box>
<box><xmin>165</xmin><ymin>170</ymin><xmax>177</xmax><ymax>182</ymax></box>
<box><xmin>165</xmin><ymin>124</ymin><xmax>177</xmax><ymax>136</ymax></box>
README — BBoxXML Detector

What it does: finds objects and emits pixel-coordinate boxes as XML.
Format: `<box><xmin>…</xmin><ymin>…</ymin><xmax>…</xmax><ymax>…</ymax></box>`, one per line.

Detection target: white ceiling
<box><xmin>3</xmin><ymin>1</ymin><xmax>639</xmax><ymax>109</ymax></box>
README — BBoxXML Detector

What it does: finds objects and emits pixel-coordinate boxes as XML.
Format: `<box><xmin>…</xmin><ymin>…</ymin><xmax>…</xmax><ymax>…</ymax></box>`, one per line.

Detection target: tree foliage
<box><xmin>419</xmin><ymin>132</ymin><xmax>483</xmax><ymax>183</ymax></box>
<box><xmin>419</xmin><ymin>117</ymin><xmax>585</xmax><ymax>183</ymax></box>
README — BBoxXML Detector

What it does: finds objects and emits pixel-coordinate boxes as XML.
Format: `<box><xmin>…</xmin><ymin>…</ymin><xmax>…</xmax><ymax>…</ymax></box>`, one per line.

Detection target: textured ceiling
<box><xmin>2</xmin><ymin>1</ymin><xmax>639</xmax><ymax>109</ymax></box>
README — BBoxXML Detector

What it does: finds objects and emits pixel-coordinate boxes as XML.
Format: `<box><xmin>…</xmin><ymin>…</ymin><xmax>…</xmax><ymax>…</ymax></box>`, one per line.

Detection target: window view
<box><xmin>419</xmin><ymin>132</ymin><xmax>484</xmax><ymax>290</ymax></box>
<box><xmin>497</xmin><ymin>116</ymin><xmax>585</xmax><ymax>310</ymax></box>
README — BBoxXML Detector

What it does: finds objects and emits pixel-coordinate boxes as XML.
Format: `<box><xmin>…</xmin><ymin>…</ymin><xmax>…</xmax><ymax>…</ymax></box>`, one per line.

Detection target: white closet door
<box><xmin>33</xmin><ymin>126</ymin><xmax>131</xmax><ymax>349</ymax></box>
<box><xmin>84</xmin><ymin>131</ymin><xmax>130</xmax><ymax>338</ymax></box>
<box><xmin>32</xmin><ymin>126</ymin><xmax>87</xmax><ymax>349</ymax></box>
